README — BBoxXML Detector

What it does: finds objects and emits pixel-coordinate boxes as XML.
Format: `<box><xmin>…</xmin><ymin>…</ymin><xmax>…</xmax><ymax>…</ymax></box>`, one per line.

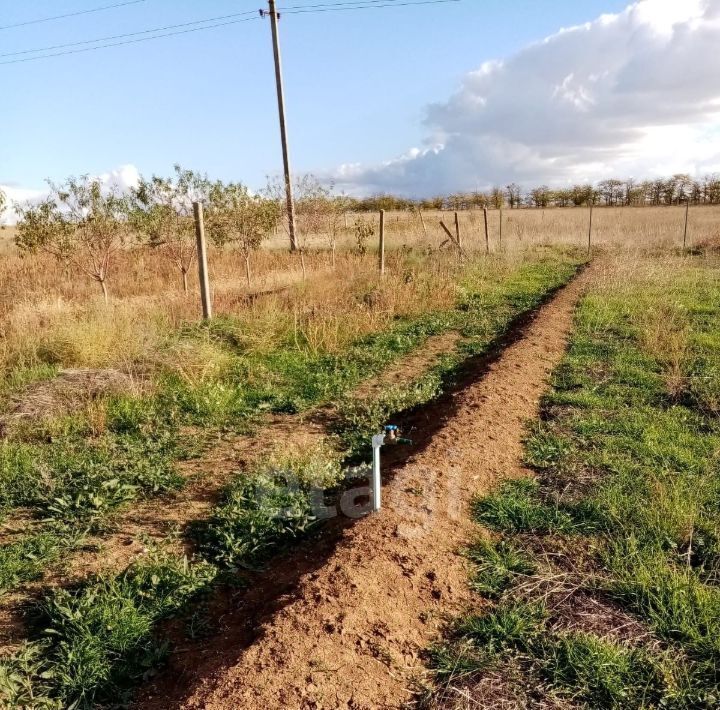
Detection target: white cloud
<box><xmin>0</xmin><ymin>164</ymin><xmax>140</xmax><ymax>225</ymax></box>
<box><xmin>336</xmin><ymin>0</ymin><xmax>720</xmax><ymax>196</ymax></box>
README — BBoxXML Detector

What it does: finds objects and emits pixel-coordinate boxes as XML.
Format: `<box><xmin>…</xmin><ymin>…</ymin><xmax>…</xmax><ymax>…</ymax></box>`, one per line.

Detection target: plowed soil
<box><xmin>138</xmin><ymin>265</ymin><xmax>594</xmax><ymax>709</ymax></box>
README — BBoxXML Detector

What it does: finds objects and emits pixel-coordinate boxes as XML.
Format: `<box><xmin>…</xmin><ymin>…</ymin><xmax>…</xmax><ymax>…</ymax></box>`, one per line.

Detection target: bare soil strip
<box><xmin>137</xmin><ymin>265</ymin><xmax>594</xmax><ymax>709</ymax></box>
<box><xmin>0</xmin><ymin>329</ymin><xmax>465</xmax><ymax>653</ymax></box>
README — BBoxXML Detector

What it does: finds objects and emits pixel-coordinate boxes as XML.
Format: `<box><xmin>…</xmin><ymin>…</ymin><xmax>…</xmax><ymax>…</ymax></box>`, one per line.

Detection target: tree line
<box><xmin>349</xmin><ymin>173</ymin><xmax>720</xmax><ymax>211</ymax></box>
<box><xmin>3</xmin><ymin>168</ymin><xmax>718</xmax><ymax>302</ymax></box>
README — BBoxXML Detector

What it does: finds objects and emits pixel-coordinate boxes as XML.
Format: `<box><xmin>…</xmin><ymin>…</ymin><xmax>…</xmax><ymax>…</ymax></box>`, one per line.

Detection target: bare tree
<box><xmin>130</xmin><ymin>166</ymin><xmax>209</xmax><ymax>293</ymax></box>
<box><xmin>266</xmin><ymin>174</ymin><xmax>335</xmax><ymax>278</ymax></box>
<box><xmin>15</xmin><ymin>176</ymin><xmax>129</xmax><ymax>302</ymax></box>
<box><xmin>207</xmin><ymin>181</ymin><xmax>280</xmax><ymax>288</ymax></box>
<box><xmin>325</xmin><ymin>193</ymin><xmax>351</xmax><ymax>268</ymax></box>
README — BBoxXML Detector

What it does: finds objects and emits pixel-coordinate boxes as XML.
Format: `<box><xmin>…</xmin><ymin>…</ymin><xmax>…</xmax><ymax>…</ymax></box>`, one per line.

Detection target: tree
<box><xmin>207</xmin><ymin>181</ymin><xmax>280</xmax><ymax>287</ymax></box>
<box><xmin>325</xmin><ymin>194</ymin><xmax>351</xmax><ymax>268</ymax></box>
<box><xmin>506</xmin><ymin>183</ymin><xmax>522</xmax><ymax>208</ymax></box>
<box><xmin>265</xmin><ymin>174</ymin><xmax>338</xmax><ymax>279</ymax></box>
<box><xmin>490</xmin><ymin>187</ymin><xmax>505</xmax><ymax>209</ymax></box>
<box><xmin>569</xmin><ymin>185</ymin><xmax>591</xmax><ymax>206</ymax></box>
<box><xmin>553</xmin><ymin>188</ymin><xmax>573</xmax><ymax>208</ymax></box>
<box><xmin>15</xmin><ymin>176</ymin><xmax>128</xmax><ymax>302</ymax></box>
<box><xmin>597</xmin><ymin>179</ymin><xmax>624</xmax><ymax>206</ymax></box>
<box><xmin>130</xmin><ymin>166</ymin><xmax>209</xmax><ymax>293</ymax></box>
<box><xmin>529</xmin><ymin>185</ymin><xmax>551</xmax><ymax>208</ymax></box>
<box><xmin>0</xmin><ymin>189</ymin><xmax>6</xmax><ymax>224</ymax></box>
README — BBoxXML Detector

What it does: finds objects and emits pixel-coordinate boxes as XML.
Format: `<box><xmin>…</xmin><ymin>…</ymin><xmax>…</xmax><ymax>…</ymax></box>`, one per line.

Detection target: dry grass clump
<box><xmin>0</xmin><ymin>244</ymin><xmax>479</xmax><ymax>403</ymax></box>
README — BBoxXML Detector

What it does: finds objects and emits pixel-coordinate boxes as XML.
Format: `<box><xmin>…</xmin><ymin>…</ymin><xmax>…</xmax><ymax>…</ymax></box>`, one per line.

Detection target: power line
<box><xmin>279</xmin><ymin>0</ymin><xmax>404</xmax><ymax>8</ymax></box>
<box><xmin>0</xmin><ymin>0</ymin><xmax>147</xmax><ymax>31</ymax></box>
<box><xmin>0</xmin><ymin>0</ymin><xmax>462</xmax><ymax>66</ymax></box>
<box><xmin>0</xmin><ymin>11</ymin><xmax>258</xmax><ymax>59</ymax></box>
<box><xmin>0</xmin><ymin>16</ymin><xmax>260</xmax><ymax>65</ymax></box>
<box><xmin>278</xmin><ymin>0</ymin><xmax>460</xmax><ymax>13</ymax></box>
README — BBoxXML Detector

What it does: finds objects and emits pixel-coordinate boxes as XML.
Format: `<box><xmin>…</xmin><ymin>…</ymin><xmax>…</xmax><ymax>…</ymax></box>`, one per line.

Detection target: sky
<box><xmin>1</xmin><ymin>0</ymin><xmax>719</xmax><ymax>218</ymax></box>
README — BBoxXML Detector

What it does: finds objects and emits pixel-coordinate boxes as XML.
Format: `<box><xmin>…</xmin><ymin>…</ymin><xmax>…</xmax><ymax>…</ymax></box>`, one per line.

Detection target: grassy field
<box><xmin>0</xmin><ymin>233</ymin><xmax>585</xmax><ymax>706</ymax></box>
<box><xmin>0</xmin><ymin>205</ymin><xmax>717</xmax><ymax>707</ymax></box>
<box><xmin>422</xmin><ymin>248</ymin><xmax>720</xmax><ymax>708</ymax></box>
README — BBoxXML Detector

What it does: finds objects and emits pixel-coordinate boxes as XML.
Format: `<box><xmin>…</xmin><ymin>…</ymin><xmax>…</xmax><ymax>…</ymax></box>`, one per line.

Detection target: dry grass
<box><xmin>266</xmin><ymin>204</ymin><xmax>720</xmax><ymax>253</ymax></box>
<box><xmin>2</xmin><ymin>205</ymin><xmax>716</xmax><ymax>394</ymax></box>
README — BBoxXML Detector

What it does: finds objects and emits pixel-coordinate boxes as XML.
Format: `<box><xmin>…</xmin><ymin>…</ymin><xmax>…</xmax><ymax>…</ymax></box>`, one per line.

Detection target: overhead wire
<box><xmin>279</xmin><ymin>0</ymin><xmax>459</xmax><ymax>12</ymax></box>
<box><xmin>0</xmin><ymin>0</ymin><xmax>462</xmax><ymax>66</ymax></box>
<box><xmin>0</xmin><ymin>11</ymin><xmax>259</xmax><ymax>59</ymax></box>
<box><xmin>0</xmin><ymin>16</ymin><xmax>262</xmax><ymax>65</ymax></box>
<box><xmin>0</xmin><ymin>0</ymin><xmax>148</xmax><ymax>31</ymax></box>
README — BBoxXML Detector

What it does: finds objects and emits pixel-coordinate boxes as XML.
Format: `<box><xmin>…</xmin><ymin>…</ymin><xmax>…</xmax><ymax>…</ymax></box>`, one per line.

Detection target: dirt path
<box><xmin>0</xmin><ymin>327</ymin><xmax>465</xmax><ymax>653</ymax></box>
<box><xmin>139</xmin><ymin>265</ymin><xmax>594</xmax><ymax>709</ymax></box>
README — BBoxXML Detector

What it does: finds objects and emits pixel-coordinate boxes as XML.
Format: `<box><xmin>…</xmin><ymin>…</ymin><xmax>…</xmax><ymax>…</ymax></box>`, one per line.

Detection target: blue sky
<box><xmin>1</xmin><ymin>0</ymin><xmax>719</xmax><ymax>207</ymax></box>
<box><xmin>1</xmin><ymin>0</ymin><xmax>632</xmax><ymax>192</ymax></box>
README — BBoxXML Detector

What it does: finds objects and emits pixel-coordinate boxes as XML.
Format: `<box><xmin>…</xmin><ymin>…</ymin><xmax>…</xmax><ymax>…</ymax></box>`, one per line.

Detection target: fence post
<box><xmin>454</xmin><ymin>211</ymin><xmax>462</xmax><ymax>250</ymax></box>
<box><xmin>683</xmin><ymin>200</ymin><xmax>690</xmax><ymax>249</ymax></box>
<box><xmin>418</xmin><ymin>208</ymin><xmax>428</xmax><ymax>238</ymax></box>
<box><xmin>193</xmin><ymin>202</ymin><xmax>212</xmax><ymax>320</ymax></box>
<box><xmin>379</xmin><ymin>209</ymin><xmax>386</xmax><ymax>276</ymax></box>
<box><xmin>483</xmin><ymin>206</ymin><xmax>489</xmax><ymax>254</ymax></box>
<box><xmin>499</xmin><ymin>207</ymin><xmax>503</xmax><ymax>251</ymax></box>
<box><xmin>587</xmin><ymin>202</ymin><xmax>594</xmax><ymax>257</ymax></box>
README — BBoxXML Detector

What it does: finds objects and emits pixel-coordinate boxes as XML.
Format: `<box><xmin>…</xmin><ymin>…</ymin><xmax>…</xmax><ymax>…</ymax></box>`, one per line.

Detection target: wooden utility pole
<box><xmin>483</xmin><ymin>206</ymin><xmax>489</xmax><ymax>254</ymax></box>
<box><xmin>683</xmin><ymin>200</ymin><xmax>690</xmax><ymax>249</ymax></box>
<box><xmin>193</xmin><ymin>202</ymin><xmax>212</xmax><ymax>320</ymax></box>
<box><xmin>378</xmin><ymin>209</ymin><xmax>386</xmax><ymax>275</ymax></box>
<box><xmin>265</xmin><ymin>1</ymin><xmax>298</xmax><ymax>252</ymax></box>
<box><xmin>587</xmin><ymin>201</ymin><xmax>594</xmax><ymax>257</ymax></box>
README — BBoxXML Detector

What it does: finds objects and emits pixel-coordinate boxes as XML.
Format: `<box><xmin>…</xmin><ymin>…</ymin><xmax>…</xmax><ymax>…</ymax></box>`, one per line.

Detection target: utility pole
<box><xmin>263</xmin><ymin>1</ymin><xmax>298</xmax><ymax>252</ymax></box>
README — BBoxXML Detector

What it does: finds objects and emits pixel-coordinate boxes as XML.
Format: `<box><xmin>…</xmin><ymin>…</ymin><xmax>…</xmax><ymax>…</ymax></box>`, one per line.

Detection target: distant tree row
<box><xmin>348</xmin><ymin>173</ymin><xmax>720</xmax><ymax>212</ymax></box>
<box><xmin>7</xmin><ymin>168</ymin><xmax>720</xmax><ymax>302</ymax></box>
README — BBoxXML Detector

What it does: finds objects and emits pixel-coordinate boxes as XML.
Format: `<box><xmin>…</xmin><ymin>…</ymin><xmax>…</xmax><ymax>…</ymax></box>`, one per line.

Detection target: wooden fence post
<box><xmin>418</xmin><ymin>208</ymin><xmax>428</xmax><ymax>238</ymax></box>
<box><xmin>454</xmin><ymin>211</ymin><xmax>462</xmax><ymax>250</ymax></box>
<box><xmin>587</xmin><ymin>202</ymin><xmax>594</xmax><ymax>257</ymax></box>
<box><xmin>683</xmin><ymin>200</ymin><xmax>690</xmax><ymax>249</ymax></box>
<box><xmin>499</xmin><ymin>207</ymin><xmax>503</xmax><ymax>251</ymax></box>
<box><xmin>483</xmin><ymin>206</ymin><xmax>489</xmax><ymax>254</ymax></box>
<box><xmin>193</xmin><ymin>202</ymin><xmax>212</xmax><ymax>320</ymax></box>
<box><xmin>379</xmin><ymin>209</ymin><xmax>386</xmax><ymax>276</ymax></box>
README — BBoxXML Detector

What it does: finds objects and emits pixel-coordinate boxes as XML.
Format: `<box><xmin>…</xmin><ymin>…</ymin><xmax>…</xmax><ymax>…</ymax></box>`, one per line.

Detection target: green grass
<box><xmin>333</xmin><ymin>256</ymin><xmax>583</xmax><ymax>459</ymax></box>
<box><xmin>471</xmin><ymin>478</ymin><xmax>588</xmax><ymax>534</ymax></box>
<box><xmin>0</xmin><ymin>530</ymin><xmax>72</xmax><ymax>593</ymax></box>
<box><xmin>0</xmin><ymin>551</ymin><xmax>215</xmax><ymax>709</ymax></box>
<box><xmin>424</xmin><ymin>254</ymin><xmax>720</xmax><ymax>708</ymax></box>
<box><xmin>0</xmin><ymin>250</ymin><xmax>585</xmax><ymax>706</ymax></box>
<box><xmin>466</xmin><ymin>538</ymin><xmax>535</xmax><ymax>598</ymax></box>
<box><xmin>542</xmin><ymin>632</ymin><xmax>668</xmax><ymax>708</ymax></box>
